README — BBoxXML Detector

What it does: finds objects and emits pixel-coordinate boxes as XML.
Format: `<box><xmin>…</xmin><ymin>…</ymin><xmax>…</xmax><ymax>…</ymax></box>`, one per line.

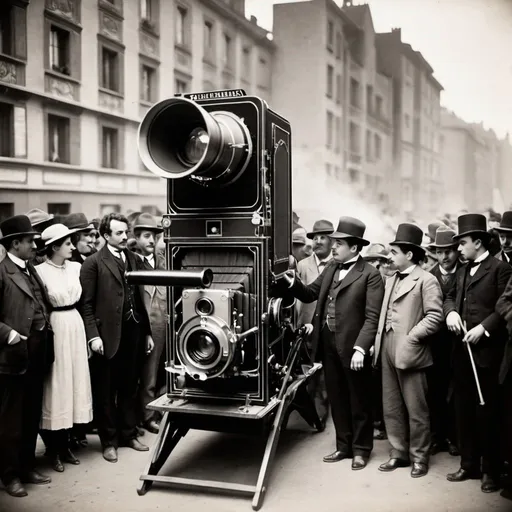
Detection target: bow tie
<box><xmin>396</xmin><ymin>272</ymin><xmax>408</xmax><ymax>280</ymax></box>
<box><xmin>468</xmin><ymin>260</ymin><xmax>482</xmax><ymax>269</ymax></box>
<box><xmin>338</xmin><ymin>262</ymin><xmax>354</xmax><ymax>271</ymax></box>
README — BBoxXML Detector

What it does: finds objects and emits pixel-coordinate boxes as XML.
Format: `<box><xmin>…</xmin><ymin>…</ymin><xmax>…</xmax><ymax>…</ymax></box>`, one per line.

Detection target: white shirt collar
<box><xmin>474</xmin><ymin>251</ymin><xmax>489</xmax><ymax>264</ymax></box>
<box><xmin>7</xmin><ymin>252</ymin><xmax>27</xmax><ymax>269</ymax></box>
<box><xmin>439</xmin><ymin>265</ymin><xmax>457</xmax><ymax>275</ymax></box>
<box><xmin>107</xmin><ymin>244</ymin><xmax>124</xmax><ymax>259</ymax></box>
<box><xmin>314</xmin><ymin>253</ymin><xmax>332</xmax><ymax>267</ymax></box>
<box><xmin>401</xmin><ymin>264</ymin><xmax>417</xmax><ymax>275</ymax></box>
<box><xmin>345</xmin><ymin>255</ymin><xmax>359</xmax><ymax>265</ymax></box>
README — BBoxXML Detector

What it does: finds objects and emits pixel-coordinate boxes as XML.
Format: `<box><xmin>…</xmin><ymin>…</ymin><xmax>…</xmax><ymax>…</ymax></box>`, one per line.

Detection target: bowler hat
<box><xmin>453</xmin><ymin>213</ymin><xmax>488</xmax><ymax>240</ymax></box>
<box><xmin>132</xmin><ymin>212</ymin><xmax>163</xmax><ymax>233</ymax></box>
<box><xmin>306</xmin><ymin>219</ymin><xmax>334</xmax><ymax>239</ymax></box>
<box><xmin>292</xmin><ymin>228</ymin><xmax>306</xmax><ymax>245</ymax></box>
<box><xmin>41</xmin><ymin>223</ymin><xmax>77</xmax><ymax>246</ymax></box>
<box><xmin>0</xmin><ymin>215</ymin><xmax>40</xmax><ymax>243</ymax></box>
<box><xmin>363</xmin><ymin>243</ymin><xmax>391</xmax><ymax>261</ymax></box>
<box><xmin>329</xmin><ymin>216</ymin><xmax>370</xmax><ymax>246</ymax></box>
<box><xmin>427</xmin><ymin>220</ymin><xmax>447</xmax><ymax>242</ymax></box>
<box><xmin>430</xmin><ymin>226</ymin><xmax>458</xmax><ymax>248</ymax></box>
<box><xmin>390</xmin><ymin>223</ymin><xmax>425</xmax><ymax>251</ymax></box>
<box><xmin>495</xmin><ymin>211</ymin><xmax>512</xmax><ymax>233</ymax></box>
<box><xmin>25</xmin><ymin>208</ymin><xmax>55</xmax><ymax>230</ymax></box>
<box><xmin>63</xmin><ymin>213</ymin><xmax>94</xmax><ymax>232</ymax></box>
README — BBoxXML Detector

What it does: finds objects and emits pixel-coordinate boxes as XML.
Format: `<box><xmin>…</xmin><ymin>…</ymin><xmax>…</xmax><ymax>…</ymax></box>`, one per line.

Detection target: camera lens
<box><xmin>181</xmin><ymin>127</ymin><xmax>209</xmax><ymax>165</ymax></box>
<box><xmin>195</xmin><ymin>297</ymin><xmax>214</xmax><ymax>316</ymax></box>
<box><xmin>187</xmin><ymin>330</ymin><xmax>219</xmax><ymax>365</ymax></box>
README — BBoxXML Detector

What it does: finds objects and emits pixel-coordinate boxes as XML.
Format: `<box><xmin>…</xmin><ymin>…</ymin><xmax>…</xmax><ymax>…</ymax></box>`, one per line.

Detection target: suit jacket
<box><xmin>444</xmin><ymin>254</ymin><xmax>512</xmax><ymax>369</ymax></box>
<box><xmin>0</xmin><ymin>256</ymin><xmax>54</xmax><ymax>374</ymax></box>
<box><xmin>296</xmin><ymin>254</ymin><xmax>324</xmax><ymax>326</ymax></box>
<box><xmin>291</xmin><ymin>256</ymin><xmax>384</xmax><ymax>365</ymax></box>
<box><xmin>496</xmin><ymin>275</ymin><xmax>512</xmax><ymax>383</ymax></box>
<box><xmin>79</xmin><ymin>244</ymin><xmax>151</xmax><ymax>360</ymax></box>
<box><xmin>496</xmin><ymin>250</ymin><xmax>511</xmax><ymax>266</ymax></box>
<box><xmin>373</xmin><ymin>266</ymin><xmax>443</xmax><ymax>371</ymax></box>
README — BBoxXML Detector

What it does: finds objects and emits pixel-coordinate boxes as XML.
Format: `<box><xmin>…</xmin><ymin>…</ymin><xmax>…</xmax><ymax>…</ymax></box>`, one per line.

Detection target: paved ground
<box><xmin>1</xmin><ymin>414</ymin><xmax>511</xmax><ymax>512</ymax></box>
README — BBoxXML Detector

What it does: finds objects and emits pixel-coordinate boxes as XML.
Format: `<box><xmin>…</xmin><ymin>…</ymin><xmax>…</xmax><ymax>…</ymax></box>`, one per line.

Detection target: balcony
<box><xmin>0</xmin><ymin>54</ymin><xmax>25</xmax><ymax>86</ymax></box>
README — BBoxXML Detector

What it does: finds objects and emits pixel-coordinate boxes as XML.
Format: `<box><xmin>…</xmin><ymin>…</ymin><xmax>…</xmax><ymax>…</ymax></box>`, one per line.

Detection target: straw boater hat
<box><xmin>453</xmin><ymin>213</ymin><xmax>489</xmax><ymax>240</ymax></box>
<box><xmin>329</xmin><ymin>216</ymin><xmax>370</xmax><ymax>246</ymax></box>
<box><xmin>0</xmin><ymin>215</ymin><xmax>40</xmax><ymax>245</ymax></box>
<box><xmin>41</xmin><ymin>224</ymin><xmax>77</xmax><ymax>246</ymax></box>
<box><xmin>494</xmin><ymin>211</ymin><xmax>512</xmax><ymax>234</ymax></box>
<box><xmin>389</xmin><ymin>223</ymin><xmax>425</xmax><ymax>253</ymax></box>
<box><xmin>430</xmin><ymin>226</ymin><xmax>458</xmax><ymax>249</ymax></box>
<box><xmin>306</xmin><ymin>219</ymin><xmax>334</xmax><ymax>239</ymax></box>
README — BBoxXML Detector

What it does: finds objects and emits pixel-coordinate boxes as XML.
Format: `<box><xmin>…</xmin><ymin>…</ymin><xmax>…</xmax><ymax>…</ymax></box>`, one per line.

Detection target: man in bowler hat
<box><xmin>283</xmin><ymin>216</ymin><xmax>384</xmax><ymax>469</ymax></box>
<box><xmin>0</xmin><ymin>215</ymin><xmax>54</xmax><ymax>497</ymax></box>
<box><xmin>494</xmin><ymin>211</ymin><xmax>512</xmax><ymax>265</ymax></box>
<box><xmin>374</xmin><ymin>223</ymin><xmax>443</xmax><ymax>478</ymax></box>
<box><xmin>428</xmin><ymin>226</ymin><xmax>461</xmax><ymax>457</ymax></box>
<box><xmin>444</xmin><ymin>214</ymin><xmax>512</xmax><ymax>492</ymax></box>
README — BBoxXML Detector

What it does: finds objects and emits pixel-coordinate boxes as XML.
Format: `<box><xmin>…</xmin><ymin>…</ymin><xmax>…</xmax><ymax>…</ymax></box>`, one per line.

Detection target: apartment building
<box><xmin>376</xmin><ymin>28</ymin><xmax>443</xmax><ymax>221</ymax></box>
<box><xmin>0</xmin><ymin>0</ymin><xmax>273</xmax><ymax>221</ymax></box>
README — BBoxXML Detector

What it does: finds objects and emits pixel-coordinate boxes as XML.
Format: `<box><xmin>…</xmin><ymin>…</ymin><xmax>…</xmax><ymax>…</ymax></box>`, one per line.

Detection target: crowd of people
<box><xmin>0</xmin><ymin>209</ymin><xmax>167</xmax><ymax>498</ymax></box>
<box><xmin>285</xmin><ymin>210</ymin><xmax>512</xmax><ymax>502</ymax></box>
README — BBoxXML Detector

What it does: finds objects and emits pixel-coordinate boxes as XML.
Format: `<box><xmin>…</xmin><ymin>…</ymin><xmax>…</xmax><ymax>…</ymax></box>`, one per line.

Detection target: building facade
<box><xmin>376</xmin><ymin>28</ymin><xmax>443</xmax><ymax>222</ymax></box>
<box><xmin>0</xmin><ymin>0</ymin><xmax>273</xmax><ymax>221</ymax></box>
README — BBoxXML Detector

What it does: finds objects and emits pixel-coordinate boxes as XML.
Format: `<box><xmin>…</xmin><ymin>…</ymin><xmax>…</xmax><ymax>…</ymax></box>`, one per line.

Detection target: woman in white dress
<box><xmin>36</xmin><ymin>224</ymin><xmax>93</xmax><ymax>472</ymax></box>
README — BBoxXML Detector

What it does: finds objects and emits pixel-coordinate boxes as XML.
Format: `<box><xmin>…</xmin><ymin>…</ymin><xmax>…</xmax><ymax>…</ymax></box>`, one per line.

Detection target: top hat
<box><xmin>427</xmin><ymin>220</ymin><xmax>447</xmax><ymax>242</ymax></box>
<box><xmin>453</xmin><ymin>213</ymin><xmax>488</xmax><ymax>240</ymax></box>
<box><xmin>495</xmin><ymin>211</ymin><xmax>512</xmax><ymax>233</ymax></box>
<box><xmin>292</xmin><ymin>228</ymin><xmax>306</xmax><ymax>245</ymax></box>
<box><xmin>132</xmin><ymin>212</ymin><xmax>163</xmax><ymax>233</ymax></box>
<box><xmin>363</xmin><ymin>243</ymin><xmax>391</xmax><ymax>261</ymax></box>
<box><xmin>306</xmin><ymin>219</ymin><xmax>334</xmax><ymax>239</ymax></box>
<box><xmin>390</xmin><ymin>223</ymin><xmax>425</xmax><ymax>251</ymax></box>
<box><xmin>0</xmin><ymin>215</ymin><xmax>40</xmax><ymax>243</ymax></box>
<box><xmin>329</xmin><ymin>216</ymin><xmax>370</xmax><ymax>246</ymax></box>
<box><xmin>25</xmin><ymin>208</ymin><xmax>55</xmax><ymax>230</ymax></box>
<box><xmin>63</xmin><ymin>213</ymin><xmax>94</xmax><ymax>233</ymax></box>
<box><xmin>430</xmin><ymin>226</ymin><xmax>458</xmax><ymax>248</ymax></box>
<box><xmin>41</xmin><ymin>223</ymin><xmax>77</xmax><ymax>246</ymax></box>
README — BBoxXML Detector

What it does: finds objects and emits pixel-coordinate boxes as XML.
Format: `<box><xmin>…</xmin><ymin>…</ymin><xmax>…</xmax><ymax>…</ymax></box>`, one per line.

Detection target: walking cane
<box><xmin>461</xmin><ymin>321</ymin><xmax>485</xmax><ymax>406</ymax></box>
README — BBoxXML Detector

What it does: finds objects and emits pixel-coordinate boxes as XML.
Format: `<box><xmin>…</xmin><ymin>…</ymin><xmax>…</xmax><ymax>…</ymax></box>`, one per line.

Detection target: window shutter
<box><xmin>12</xmin><ymin>7</ymin><xmax>27</xmax><ymax>60</ymax></box>
<box><xmin>13</xmin><ymin>105</ymin><xmax>27</xmax><ymax>158</ymax></box>
<box><xmin>70</xmin><ymin>30</ymin><xmax>81</xmax><ymax>81</ymax></box>
<box><xmin>118</xmin><ymin>125</ymin><xmax>125</xmax><ymax>169</ymax></box>
<box><xmin>118</xmin><ymin>51</ymin><xmax>125</xmax><ymax>95</ymax></box>
<box><xmin>43</xmin><ymin>19</ymin><xmax>50</xmax><ymax>70</ymax></box>
<box><xmin>69</xmin><ymin>115</ymin><xmax>81</xmax><ymax>165</ymax></box>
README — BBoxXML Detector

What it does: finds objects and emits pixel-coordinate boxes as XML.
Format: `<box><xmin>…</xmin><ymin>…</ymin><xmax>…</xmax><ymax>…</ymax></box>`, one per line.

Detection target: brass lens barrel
<box><xmin>125</xmin><ymin>269</ymin><xmax>213</xmax><ymax>288</ymax></box>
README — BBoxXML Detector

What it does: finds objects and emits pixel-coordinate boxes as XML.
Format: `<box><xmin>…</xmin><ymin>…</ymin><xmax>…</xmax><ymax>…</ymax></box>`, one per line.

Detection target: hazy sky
<box><xmin>246</xmin><ymin>0</ymin><xmax>512</xmax><ymax>139</ymax></box>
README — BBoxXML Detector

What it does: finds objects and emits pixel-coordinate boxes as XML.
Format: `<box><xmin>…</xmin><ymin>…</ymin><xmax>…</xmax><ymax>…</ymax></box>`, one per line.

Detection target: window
<box><xmin>374</xmin><ymin>134</ymin><xmax>382</xmax><ymax>160</ymax></box>
<box><xmin>375</xmin><ymin>95</ymin><xmax>383</xmax><ymax>117</ymax></box>
<box><xmin>336</xmin><ymin>74</ymin><xmax>342</xmax><ymax>104</ymax></box>
<box><xmin>326</xmin><ymin>111</ymin><xmax>333</xmax><ymax>149</ymax></box>
<box><xmin>203</xmin><ymin>20</ymin><xmax>214</xmax><ymax>60</ymax></box>
<box><xmin>48</xmin><ymin>203</ymin><xmax>71</xmax><ymax>216</ymax></box>
<box><xmin>102</xmin><ymin>127</ymin><xmax>118</xmax><ymax>168</ymax></box>
<box><xmin>100</xmin><ymin>204</ymin><xmax>120</xmax><ymax>215</ymax></box>
<box><xmin>175</xmin><ymin>78</ymin><xmax>187</xmax><ymax>94</ymax></box>
<box><xmin>0</xmin><ymin>6</ymin><xmax>13</xmax><ymax>56</ymax></box>
<box><xmin>334</xmin><ymin>117</ymin><xmax>340</xmax><ymax>153</ymax></box>
<box><xmin>366</xmin><ymin>85</ymin><xmax>373</xmax><ymax>113</ymax></box>
<box><xmin>349</xmin><ymin>121</ymin><xmax>360</xmax><ymax>154</ymax></box>
<box><xmin>48</xmin><ymin>114</ymin><xmax>70</xmax><ymax>163</ymax></box>
<box><xmin>175</xmin><ymin>6</ymin><xmax>187</xmax><ymax>46</ymax></box>
<box><xmin>326</xmin><ymin>20</ymin><xmax>333</xmax><ymax>51</ymax></box>
<box><xmin>49</xmin><ymin>25</ymin><xmax>70</xmax><ymax>75</ymax></box>
<box><xmin>404</xmin><ymin>114</ymin><xmax>410</xmax><ymax>128</ymax></box>
<box><xmin>242</xmin><ymin>46</ymin><xmax>251</xmax><ymax>73</ymax></box>
<box><xmin>222</xmin><ymin>33</ymin><xmax>232</xmax><ymax>67</ymax></box>
<box><xmin>350</xmin><ymin>78</ymin><xmax>360</xmax><ymax>108</ymax></box>
<box><xmin>0</xmin><ymin>203</ymin><xmax>14</xmax><ymax>222</ymax></box>
<box><xmin>326</xmin><ymin>65</ymin><xmax>333</xmax><ymax>98</ymax></box>
<box><xmin>335</xmin><ymin>32</ymin><xmax>342</xmax><ymax>60</ymax></box>
<box><xmin>101</xmin><ymin>46</ymin><xmax>121</xmax><ymax>92</ymax></box>
<box><xmin>140</xmin><ymin>0</ymin><xmax>151</xmax><ymax>20</ymax></box>
<box><xmin>365</xmin><ymin>129</ymin><xmax>372</xmax><ymax>160</ymax></box>
<box><xmin>140</xmin><ymin>64</ymin><xmax>156</xmax><ymax>102</ymax></box>
<box><xmin>0</xmin><ymin>101</ymin><xmax>13</xmax><ymax>157</ymax></box>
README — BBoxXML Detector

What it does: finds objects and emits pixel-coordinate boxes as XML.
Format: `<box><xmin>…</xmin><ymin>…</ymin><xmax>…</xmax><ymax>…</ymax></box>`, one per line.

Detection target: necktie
<box><xmin>15</xmin><ymin>263</ymin><xmax>29</xmax><ymax>276</ymax></box>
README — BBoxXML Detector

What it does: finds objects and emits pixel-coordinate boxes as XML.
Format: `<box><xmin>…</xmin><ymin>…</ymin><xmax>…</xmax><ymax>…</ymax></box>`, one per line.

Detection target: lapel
<box><xmin>393</xmin><ymin>265</ymin><xmax>422</xmax><ymax>302</ymax></box>
<box><xmin>307</xmin><ymin>255</ymin><xmax>320</xmax><ymax>279</ymax></box>
<box><xmin>4</xmin><ymin>256</ymin><xmax>35</xmax><ymax>300</ymax></box>
<box><xmin>381</xmin><ymin>273</ymin><xmax>397</xmax><ymax>315</ymax></box>
<box><xmin>467</xmin><ymin>255</ymin><xmax>492</xmax><ymax>290</ymax></box>
<box><xmin>336</xmin><ymin>256</ymin><xmax>364</xmax><ymax>293</ymax></box>
<box><xmin>101</xmin><ymin>245</ymin><xmax>123</xmax><ymax>285</ymax></box>
<box><xmin>126</xmin><ymin>250</ymin><xmax>147</xmax><ymax>302</ymax></box>
<box><xmin>318</xmin><ymin>260</ymin><xmax>338</xmax><ymax>305</ymax></box>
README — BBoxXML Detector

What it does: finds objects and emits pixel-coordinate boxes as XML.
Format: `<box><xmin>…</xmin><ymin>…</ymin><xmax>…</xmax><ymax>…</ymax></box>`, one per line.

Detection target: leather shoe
<box><xmin>378</xmin><ymin>458</ymin><xmax>410</xmax><ymax>472</ymax></box>
<box><xmin>351</xmin><ymin>456</ymin><xmax>368</xmax><ymax>470</ymax></box>
<box><xmin>430</xmin><ymin>442</ymin><xmax>447</xmax><ymax>455</ymax></box>
<box><xmin>61</xmin><ymin>449</ymin><xmax>80</xmax><ymax>465</ymax></box>
<box><xmin>124</xmin><ymin>438</ymin><xmax>149</xmax><ymax>452</ymax></box>
<box><xmin>323</xmin><ymin>451</ymin><xmax>351</xmax><ymax>463</ymax></box>
<box><xmin>136</xmin><ymin>426</ymin><xmax>146</xmax><ymax>437</ymax></box>
<box><xmin>447</xmin><ymin>467</ymin><xmax>481</xmax><ymax>482</ymax></box>
<box><xmin>20</xmin><ymin>470</ymin><xmax>51</xmax><ymax>485</ymax></box>
<box><xmin>144</xmin><ymin>420</ymin><xmax>160</xmax><ymax>434</ymax></box>
<box><xmin>481</xmin><ymin>474</ymin><xmax>500</xmax><ymax>493</ymax></box>
<box><xmin>411</xmin><ymin>462</ymin><xmax>428</xmax><ymax>478</ymax></box>
<box><xmin>501</xmin><ymin>488</ymin><xmax>512</xmax><ymax>501</ymax></box>
<box><xmin>5</xmin><ymin>478</ymin><xmax>28</xmax><ymax>498</ymax></box>
<box><xmin>448</xmin><ymin>443</ymin><xmax>459</xmax><ymax>456</ymax></box>
<box><xmin>51</xmin><ymin>456</ymin><xmax>64</xmax><ymax>473</ymax></box>
<box><xmin>103</xmin><ymin>446</ymin><xmax>118</xmax><ymax>463</ymax></box>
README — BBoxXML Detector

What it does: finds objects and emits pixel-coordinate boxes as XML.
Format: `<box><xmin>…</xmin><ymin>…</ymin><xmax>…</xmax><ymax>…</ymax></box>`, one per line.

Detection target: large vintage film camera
<box><xmin>127</xmin><ymin>89</ymin><xmax>322</xmax><ymax>510</ymax></box>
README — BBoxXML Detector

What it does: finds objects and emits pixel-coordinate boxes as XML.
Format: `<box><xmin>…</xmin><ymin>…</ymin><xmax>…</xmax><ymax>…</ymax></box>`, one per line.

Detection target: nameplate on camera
<box><xmin>181</xmin><ymin>89</ymin><xmax>247</xmax><ymax>101</ymax></box>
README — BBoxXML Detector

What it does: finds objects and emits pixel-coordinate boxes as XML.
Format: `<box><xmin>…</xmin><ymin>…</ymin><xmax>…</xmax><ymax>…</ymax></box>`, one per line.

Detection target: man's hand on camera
<box><xmin>283</xmin><ymin>270</ymin><xmax>295</xmax><ymax>287</ymax></box>
<box><xmin>304</xmin><ymin>324</ymin><xmax>314</xmax><ymax>336</ymax></box>
<box><xmin>146</xmin><ymin>335</ymin><xmax>154</xmax><ymax>354</ymax></box>
<box><xmin>90</xmin><ymin>338</ymin><xmax>104</xmax><ymax>355</ymax></box>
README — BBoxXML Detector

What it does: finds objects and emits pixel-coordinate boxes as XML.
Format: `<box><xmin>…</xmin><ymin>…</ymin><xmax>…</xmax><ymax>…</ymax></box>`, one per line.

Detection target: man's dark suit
<box><xmin>80</xmin><ymin>245</ymin><xmax>151</xmax><ymax>449</ymax></box>
<box><xmin>444</xmin><ymin>255</ymin><xmax>512</xmax><ymax>476</ymax></box>
<box><xmin>291</xmin><ymin>257</ymin><xmax>384</xmax><ymax>457</ymax></box>
<box><xmin>0</xmin><ymin>256</ymin><xmax>54</xmax><ymax>484</ymax></box>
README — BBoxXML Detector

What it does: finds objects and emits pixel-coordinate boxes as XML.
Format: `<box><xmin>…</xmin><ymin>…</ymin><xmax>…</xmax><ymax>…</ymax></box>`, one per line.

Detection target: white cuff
<box><xmin>7</xmin><ymin>330</ymin><xmax>18</xmax><ymax>345</ymax></box>
<box><xmin>354</xmin><ymin>346</ymin><xmax>366</xmax><ymax>356</ymax></box>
